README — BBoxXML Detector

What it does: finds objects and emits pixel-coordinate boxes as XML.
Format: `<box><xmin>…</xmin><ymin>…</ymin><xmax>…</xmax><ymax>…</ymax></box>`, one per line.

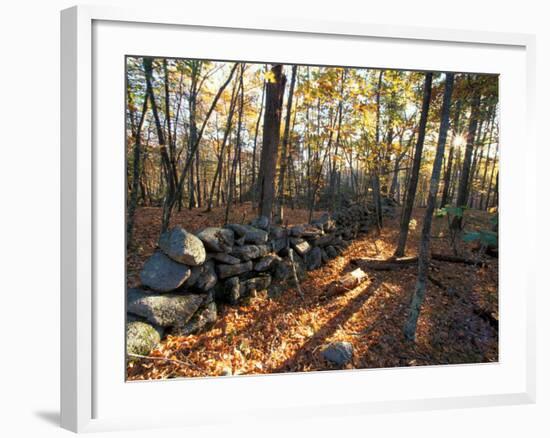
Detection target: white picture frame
<box><xmin>60</xmin><ymin>4</ymin><xmax>536</xmax><ymax>433</ymax></box>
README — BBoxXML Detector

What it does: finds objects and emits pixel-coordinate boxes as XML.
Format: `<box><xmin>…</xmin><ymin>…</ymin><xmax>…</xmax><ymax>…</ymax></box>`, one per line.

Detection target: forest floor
<box><xmin>127</xmin><ymin>203</ymin><xmax>498</xmax><ymax>380</ymax></box>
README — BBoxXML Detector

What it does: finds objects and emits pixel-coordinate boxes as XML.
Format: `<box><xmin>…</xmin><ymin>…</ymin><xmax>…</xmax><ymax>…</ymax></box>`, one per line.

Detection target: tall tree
<box><xmin>257</xmin><ymin>64</ymin><xmax>286</xmax><ymax>220</ymax></box>
<box><xmin>126</xmin><ymin>75</ymin><xmax>149</xmax><ymax>246</ymax></box>
<box><xmin>143</xmin><ymin>57</ymin><xmax>178</xmax><ymax>233</ymax></box>
<box><xmin>404</xmin><ymin>73</ymin><xmax>455</xmax><ymax>341</ymax></box>
<box><xmin>275</xmin><ymin>65</ymin><xmax>298</xmax><ymax>222</ymax></box>
<box><xmin>394</xmin><ymin>72</ymin><xmax>433</xmax><ymax>257</ymax></box>
<box><xmin>440</xmin><ymin>98</ymin><xmax>462</xmax><ymax>207</ymax></box>
<box><xmin>452</xmin><ymin>79</ymin><xmax>482</xmax><ymax>229</ymax></box>
<box><xmin>372</xmin><ymin>70</ymin><xmax>384</xmax><ymax>230</ymax></box>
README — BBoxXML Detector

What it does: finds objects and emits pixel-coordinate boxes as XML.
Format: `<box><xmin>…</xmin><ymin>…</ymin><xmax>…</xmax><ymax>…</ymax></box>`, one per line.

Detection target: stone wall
<box><xmin>126</xmin><ymin>201</ymin><xmax>395</xmax><ymax>356</ymax></box>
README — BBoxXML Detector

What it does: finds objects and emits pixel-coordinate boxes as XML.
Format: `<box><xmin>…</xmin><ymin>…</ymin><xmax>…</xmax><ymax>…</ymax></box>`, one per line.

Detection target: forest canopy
<box><xmin>126</xmin><ymin>58</ymin><xmax>498</xmax><ymax>241</ymax></box>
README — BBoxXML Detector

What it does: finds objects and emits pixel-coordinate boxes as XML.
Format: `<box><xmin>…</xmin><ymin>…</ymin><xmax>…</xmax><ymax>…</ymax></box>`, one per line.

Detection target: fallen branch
<box><xmin>432</xmin><ymin>253</ymin><xmax>480</xmax><ymax>265</ymax></box>
<box><xmin>352</xmin><ymin>257</ymin><xmax>417</xmax><ymax>271</ymax></box>
<box><xmin>352</xmin><ymin>253</ymin><xmax>481</xmax><ymax>271</ymax></box>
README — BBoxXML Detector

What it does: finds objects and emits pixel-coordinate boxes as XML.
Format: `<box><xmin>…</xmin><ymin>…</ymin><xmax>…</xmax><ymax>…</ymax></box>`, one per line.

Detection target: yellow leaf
<box><xmin>264</xmin><ymin>70</ymin><xmax>276</xmax><ymax>83</ymax></box>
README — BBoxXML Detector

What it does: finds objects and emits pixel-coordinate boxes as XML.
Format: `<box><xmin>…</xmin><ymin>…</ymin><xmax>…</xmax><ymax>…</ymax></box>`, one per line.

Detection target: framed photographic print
<box><xmin>61</xmin><ymin>4</ymin><xmax>536</xmax><ymax>432</ymax></box>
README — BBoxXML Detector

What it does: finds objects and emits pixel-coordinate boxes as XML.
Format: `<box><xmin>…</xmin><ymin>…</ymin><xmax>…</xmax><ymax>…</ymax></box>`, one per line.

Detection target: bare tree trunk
<box><xmin>372</xmin><ymin>70</ymin><xmax>384</xmax><ymax>230</ymax></box>
<box><xmin>143</xmin><ymin>57</ymin><xmax>177</xmax><ymax>233</ymax></box>
<box><xmin>161</xmin><ymin>62</ymin><xmax>238</xmax><ymax>228</ymax></box>
<box><xmin>404</xmin><ymin>73</ymin><xmax>454</xmax><ymax>341</ymax></box>
<box><xmin>484</xmin><ymin>142</ymin><xmax>499</xmax><ymax>210</ymax></box>
<box><xmin>452</xmin><ymin>82</ymin><xmax>482</xmax><ymax>229</ymax></box>
<box><xmin>329</xmin><ymin>70</ymin><xmax>346</xmax><ymax>212</ymax></box>
<box><xmin>251</xmin><ymin>81</ymin><xmax>266</xmax><ymax>208</ymax></box>
<box><xmin>394</xmin><ymin>72</ymin><xmax>433</xmax><ymax>257</ymax></box>
<box><xmin>275</xmin><ymin>65</ymin><xmax>297</xmax><ymax>222</ymax></box>
<box><xmin>440</xmin><ymin>99</ymin><xmax>461</xmax><ymax>207</ymax></box>
<box><xmin>257</xmin><ymin>64</ymin><xmax>286</xmax><ymax>220</ymax></box>
<box><xmin>126</xmin><ymin>87</ymin><xmax>149</xmax><ymax>246</ymax></box>
<box><xmin>225</xmin><ymin>65</ymin><xmax>245</xmax><ymax>223</ymax></box>
<box><xmin>206</xmin><ymin>68</ymin><xmax>241</xmax><ymax>211</ymax></box>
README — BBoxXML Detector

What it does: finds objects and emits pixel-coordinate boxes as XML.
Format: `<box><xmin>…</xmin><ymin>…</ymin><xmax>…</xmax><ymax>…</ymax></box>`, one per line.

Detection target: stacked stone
<box><xmin>126</xmin><ymin>203</ymin><xmax>389</xmax><ymax>356</ymax></box>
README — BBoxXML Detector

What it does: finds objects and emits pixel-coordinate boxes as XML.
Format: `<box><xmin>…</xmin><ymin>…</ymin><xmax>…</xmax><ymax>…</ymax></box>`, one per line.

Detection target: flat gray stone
<box><xmin>244</xmin><ymin>227</ymin><xmax>269</xmax><ymax>245</ymax></box>
<box><xmin>322</xmin><ymin>341</ymin><xmax>353</xmax><ymax>366</ymax></box>
<box><xmin>291</xmin><ymin>238</ymin><xmax>311</xmax><ymax>257</ymax></box>
<box><xmin>159</xmin><ymin>227</ymin><xmax>206</xmax><ymax>266</ymax></box>
<box><xmin>197</xmin><ymin>227</ymin><xmax>234</xmax><ymax>252</ymax></box>
<box><xmin>216</xmin><ymin>260</ymin><xmax>253</xmax><ymax>279</ymax></box>
<box><xmin>210</xmin><ymin>252</ymin><xmax>241</xmax><ymax>265</ymax></box>
<box><xmin>224</xmin><ymin>224</ymin><xmax>269</xmax><ymax>245</ymax></box>
<box><xmin>224</xmin><ymin>223</ymin><xmax>249</xmax><ymax>237</ymax></box>
<box><xmin>312</xmin><ymin>233</ymin><xmax>335</xmax><ymax>247</ymax></box>
<box><xmin>127</xmin><ymin>288</ymin><xmax>204</xmax><ymax>327</ymax></box>
<box><xmin>140</xmin><ymin>251</ymin><xmax>191</xmax><ymax>292</ymax></box>
<box><xmin>230</xmin><ymin>245</ymin><xmax>260</xmax><ymax>261</ymax></box>
<box><xmin>254</xmin><ymin>254</ymin><xmax>281</xmax><ymax>272</ymax></box>
<box><xmin>171</xmin><ymin>302</ymin><xmax>217</xmax><ymax>336</ymax></box>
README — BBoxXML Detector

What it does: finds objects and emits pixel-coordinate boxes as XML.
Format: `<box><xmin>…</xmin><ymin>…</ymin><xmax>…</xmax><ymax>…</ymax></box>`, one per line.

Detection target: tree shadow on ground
<box><xmin>272</xmin><ymin>279</ymin><xmax>381</xmax><ymax>373</ymax></box>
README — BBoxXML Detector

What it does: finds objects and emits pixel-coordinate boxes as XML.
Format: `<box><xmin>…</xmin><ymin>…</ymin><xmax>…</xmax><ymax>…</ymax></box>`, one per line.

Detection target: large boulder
<box><xmin>127</xmin><ymin>288</ymin><xmax>204</xmax><ymax>327</ymax></box>
<box><xmin>126</xmin><ymin>320</ymin><xmax>163</xmax><ymax>356</ymax></box>
<box><xmin>216</xmin><ymin>260</ymin><xmax>253</xmax><ymax>279</ymax></box>
<box><xmin>305</xmin><ymin>246</ymin><xmax>322</xmax><ymax>270</ymax></box>
<box><xmin>322</xmin><ymin>341</ymin><xmax>353</xmax><ymax>366</ymax></box>
<box><xmin>158</xmin><ymin>227</ymin><xmax>206</xmax><ymax>266</ymax></box>
<box><xmin>226</xmin><ymin>223</ymin><xmax>269</xmax><ymax>245</ymax></box>
<box><xmin>140</xmin><ymin>251</ymin><xmax>191</xmax><ymax>292</ymax></box>
<box><xmin>197</xmin><ymin>227</ymin><xmax>234</xmax><ymax>252</ymax></box>
<box><xmin>171</xmin><ymin>302</ymin><xmax>217</xmax><ymax>336</ymax></box>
